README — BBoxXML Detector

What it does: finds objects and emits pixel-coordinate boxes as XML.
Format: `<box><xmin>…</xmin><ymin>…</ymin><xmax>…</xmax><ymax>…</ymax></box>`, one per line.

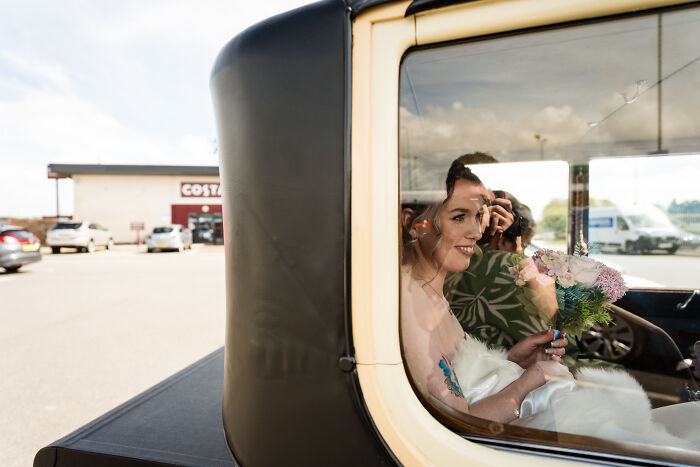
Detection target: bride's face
<box><xmin>419</xmin><ymin>180</ymin><xmax>487</xmax><ymax>272</ymax></box>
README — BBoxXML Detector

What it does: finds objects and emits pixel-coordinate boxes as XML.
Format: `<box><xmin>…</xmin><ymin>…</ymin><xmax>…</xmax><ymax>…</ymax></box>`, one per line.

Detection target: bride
<box><xmin>400</xmin><ymin>160</ymin><xmax>700</xmax><ymax>450</ymax></box>
<box><xmin>401</xmin><ymin>161</ymin><xmax>571</xmax><ymax>423</ymax></box>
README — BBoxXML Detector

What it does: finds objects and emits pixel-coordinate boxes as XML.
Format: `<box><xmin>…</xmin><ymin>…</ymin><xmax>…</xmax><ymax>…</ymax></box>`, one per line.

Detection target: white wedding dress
<box><xmin>400</xmin><ymin>265</ymin><xmax>700</xmax><ymax>453</ymax></box>
<box><xmin>452</xmin><ymin>335</ymin><xmax>700</xmax><ymax>450</ymax></box>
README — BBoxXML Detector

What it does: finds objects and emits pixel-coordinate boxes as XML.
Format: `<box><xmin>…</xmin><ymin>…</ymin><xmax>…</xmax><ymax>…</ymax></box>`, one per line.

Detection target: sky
<box><xmin>3</xmin><ymin>2</ymin><xmax>698</xmax><ymax>222</ymax></box>
<box><xmin>399</xmin><ymin>8</ymin><xmax>700</xmax><ymax>221</ymax></box>
<box><xmin>0</xmin><ymin>0</ymin><xmax>313</xmax><ymax>218</ymax></box>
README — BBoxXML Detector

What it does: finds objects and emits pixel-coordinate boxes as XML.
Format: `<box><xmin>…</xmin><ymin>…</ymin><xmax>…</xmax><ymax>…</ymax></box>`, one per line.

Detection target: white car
<box><xmin>589</xmin><ymin>205</ymin><xmax>682</xmax><ymax>254</ymax></box>
<box><xmin>46</xmin><ymin>221</ymin><xmax>114</xmax><ymax>254</ymax></box>
<box><xmin>145</xmin><ymin>225</ymin><xmax>193</xmax><ymax>252</ymax></box>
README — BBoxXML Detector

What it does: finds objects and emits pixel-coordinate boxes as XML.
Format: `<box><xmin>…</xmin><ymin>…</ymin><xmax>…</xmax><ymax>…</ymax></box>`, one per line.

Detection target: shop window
<box><xmin>399</xmin><ymin>5</ymin><xmax>700</xmax><ymax>464</ymax></box>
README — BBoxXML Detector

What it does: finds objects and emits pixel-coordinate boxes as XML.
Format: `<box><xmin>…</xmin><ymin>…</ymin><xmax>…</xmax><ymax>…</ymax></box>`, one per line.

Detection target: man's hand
<box><xmin>488</xmin><ymin>196</ymin><xmax>514</xmax><ymax>236</ymax></box>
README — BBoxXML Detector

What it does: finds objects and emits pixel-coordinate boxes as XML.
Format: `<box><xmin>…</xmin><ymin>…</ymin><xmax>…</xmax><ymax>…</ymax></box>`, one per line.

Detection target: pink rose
<box><xmin>567</xmin><ymin>255</ymin><xmax>604</xmax><ymax>287</ymax></box>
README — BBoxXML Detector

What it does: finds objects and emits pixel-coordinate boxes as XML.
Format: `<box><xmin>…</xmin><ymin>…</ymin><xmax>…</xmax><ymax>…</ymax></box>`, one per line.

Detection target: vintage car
<box><xmin>35</xmin><ymin>0</ymin><xmax>700</xmax><ymax>466</ymax></box>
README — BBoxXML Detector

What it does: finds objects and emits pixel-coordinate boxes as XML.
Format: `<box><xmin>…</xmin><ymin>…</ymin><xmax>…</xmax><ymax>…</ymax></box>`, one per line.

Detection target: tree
<box><xmin>538</xmin><ymin>198</ymin><xmax>614</xmax><ymax>240</ymax></box>
<box><xmin>540</xmin><ymin>198</ymin><xmax>567</xmax><ymax>240</ymax></box>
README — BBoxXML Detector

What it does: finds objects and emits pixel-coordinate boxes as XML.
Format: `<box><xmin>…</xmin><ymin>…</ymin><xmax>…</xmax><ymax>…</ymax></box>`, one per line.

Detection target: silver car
<box><xmin>46</xmin><ymin>221</ymin><xmax>114</xmax><ymax>253</ymax></box>
<box><xmin>0</xmin><ymin>225</ymin><xmax>42</xmax><ymax>272</ymax></box>
<box><xmin>145</xmin><ymin>225</ymin><xmax>193</xmax><ymax>252</ymax></box>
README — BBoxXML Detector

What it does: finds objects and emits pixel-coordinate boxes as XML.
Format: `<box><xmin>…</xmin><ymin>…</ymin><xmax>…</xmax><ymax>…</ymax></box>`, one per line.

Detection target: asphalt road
<box><xmin>0</xmin><ymin>245</ymin><xmax>225</xmax><ymax>467</ymax></box>
<box><xmin>590</xmin><ymin>249</ymin><xmax>700</xmax><ymax>289</ymax></box>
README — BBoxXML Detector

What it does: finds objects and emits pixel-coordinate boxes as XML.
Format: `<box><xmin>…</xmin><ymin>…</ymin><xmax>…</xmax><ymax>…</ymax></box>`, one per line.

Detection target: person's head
<box><xmin>445</xmin><ymin>155</ymin><xmax>488</xmax><ymax>198</ymax></box>
<box><xmin>507</xmin><ymin>193</ymin><xmax>536</xmax><ymax>249</ymax></box>
<box><xmin>403</xmin><ymin>165</ymin><xmax>488</xmax><ymax>274</ymax></box>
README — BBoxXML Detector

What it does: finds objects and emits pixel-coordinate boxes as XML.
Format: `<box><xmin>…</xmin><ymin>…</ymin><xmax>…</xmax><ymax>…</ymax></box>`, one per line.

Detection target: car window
<box><xmin>153</xmin><ymin>227</ymin><xmax>174</xmax><ymax>233</ymax></box>
<box><xmin>1</xmin><ymin>229</ymin><xmax>35</xmax><ymax>241</ymax></box>
<box><xmin>88</xmin><ymin>224</ymin><xmax>98</xmax><ymax>230</ymax></box>
<box><xmin>590</xmin><ymin>154</ymin><xmax>699</xmax><ymax>288</ymax></box>
<box><xmin>399</xmin><ymin>5</ymin><xmax>700</xmax><ymax>464</ymax></box>
<box><xmin>52</xmin><ymin>222</ymin><xmax>81</xmax><ymax>230</ymax></box>
<box><xmin>616</xmin><ymin>217</ymin><xmax>629</xmax><ymax>231</ymax></box>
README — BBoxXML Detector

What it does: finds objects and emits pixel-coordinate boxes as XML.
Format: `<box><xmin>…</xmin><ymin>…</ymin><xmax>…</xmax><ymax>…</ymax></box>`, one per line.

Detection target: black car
<box><xmin>0</xmin><ymin>225</ymin><xmax>41</xmax><ymax>272</ymax></box>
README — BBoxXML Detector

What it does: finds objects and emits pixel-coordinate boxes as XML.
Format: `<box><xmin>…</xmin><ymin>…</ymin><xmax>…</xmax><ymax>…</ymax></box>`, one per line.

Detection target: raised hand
<box><xmin>488</xmin><ymin>196</ymin><xmax>514</xmax><ymax>236</ymax></box>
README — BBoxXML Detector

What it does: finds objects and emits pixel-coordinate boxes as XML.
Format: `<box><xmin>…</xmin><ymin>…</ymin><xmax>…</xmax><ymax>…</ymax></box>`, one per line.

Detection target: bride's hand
<box><xmin>526</xmin><ymin>360</ymin><xmax>574</xmax><ymax>387</ymax></box>
<box><xmin>507</xmin><ymin>329</ymin><xmax>567</xmax><ymax>369</ymax></box>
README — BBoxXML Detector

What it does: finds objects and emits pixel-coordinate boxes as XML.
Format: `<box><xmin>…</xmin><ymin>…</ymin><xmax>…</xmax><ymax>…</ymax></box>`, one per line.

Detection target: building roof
<box><xmin>47</xmin><ymin>164</ymin><xmax>219</xmax><ymax>178</ymax></box>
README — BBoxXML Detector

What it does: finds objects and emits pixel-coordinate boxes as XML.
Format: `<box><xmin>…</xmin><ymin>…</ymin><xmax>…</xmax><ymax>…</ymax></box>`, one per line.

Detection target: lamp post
<box><xmin>534</xmin><ymin>134</ymin><xmax>548</xmax><ymax>160</ymax></box>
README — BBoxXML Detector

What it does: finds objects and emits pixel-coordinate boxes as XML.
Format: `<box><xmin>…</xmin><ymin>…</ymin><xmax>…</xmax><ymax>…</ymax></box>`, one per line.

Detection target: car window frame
<box><xmin>350</xmin><ymin>1</ymin><xmax>700</xmax><ymax>465</ymax></box>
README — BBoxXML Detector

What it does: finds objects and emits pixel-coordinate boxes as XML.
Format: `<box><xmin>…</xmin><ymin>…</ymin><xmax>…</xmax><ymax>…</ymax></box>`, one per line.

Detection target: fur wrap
<box><xmin>452</xmin><ymin>335</ymin><xmax>697</xmax><ymax>450</ymax></box>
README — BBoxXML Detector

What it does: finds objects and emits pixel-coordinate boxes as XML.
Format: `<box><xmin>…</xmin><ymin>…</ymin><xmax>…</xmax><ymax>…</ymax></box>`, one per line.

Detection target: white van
<box><xmin>589</xmin><ymin>205</ymin><xmax>682</xmax><ymax>254</ymax></box>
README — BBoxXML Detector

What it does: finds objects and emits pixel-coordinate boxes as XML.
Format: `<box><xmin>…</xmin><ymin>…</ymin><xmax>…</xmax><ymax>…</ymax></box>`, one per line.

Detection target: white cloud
<box><xmin>0</xmin><ymin>51</ymin><xmax>73</xmax><ymax>94</ymax></box>
<box><xmin>400</xmin><ymin>102</ymin><xmax>589</xmax><ymax>161</ymax></box>
<box><xmin>0</xmin><ymin>1</ymin><xmax>313</xmax><ymax>217</ymax></box>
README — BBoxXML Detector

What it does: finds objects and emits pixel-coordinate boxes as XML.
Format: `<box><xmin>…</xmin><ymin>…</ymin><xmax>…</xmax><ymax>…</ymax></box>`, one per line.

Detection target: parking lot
<box><xmin>0</xmin><ymin>245</ymin><xmax>225</xmax><ymax>467</ymax></box>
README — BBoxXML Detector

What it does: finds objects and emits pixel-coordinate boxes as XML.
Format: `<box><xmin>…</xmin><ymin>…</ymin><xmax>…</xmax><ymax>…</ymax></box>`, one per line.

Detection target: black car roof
<box><xmin>347</xmin><ymin>0</ymin><xmax>478</xmax><ymax>17</ymax></box>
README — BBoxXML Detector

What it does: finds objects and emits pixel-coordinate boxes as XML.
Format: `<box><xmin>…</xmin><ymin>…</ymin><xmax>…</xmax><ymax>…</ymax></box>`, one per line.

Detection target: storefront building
<box><xmin>47</xmin><ymin>164</ymin><xmax>222</xmax><ymax>244</ymax></box>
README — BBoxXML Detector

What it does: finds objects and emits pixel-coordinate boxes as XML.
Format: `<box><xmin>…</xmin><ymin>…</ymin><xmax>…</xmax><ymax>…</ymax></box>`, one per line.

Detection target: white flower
<box><xmin>567</xmin><ymin>256</ymin><xmax>604</xmax><ymax>287</ymax></box>
<box><xmin>557</xmin><ymin>272</ymin><xmax>576</xmax><ymax>288</ymax></box>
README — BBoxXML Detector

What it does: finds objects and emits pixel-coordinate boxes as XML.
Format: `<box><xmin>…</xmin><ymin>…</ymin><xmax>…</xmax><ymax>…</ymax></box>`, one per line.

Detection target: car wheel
<box><xmin>147</xmin><ymin>248</ymin><xmax>154</xmax><ymax>253</ymax></box>
<box><xmin>578</xmin><ymin>315</ymin><xmax>639</xmax><ymax>362</ymax></box>
<box><xmin>51</xmin><ymin>247</ymin><xmax>61</xmax><ymax>254</ymax></box>
<box><xmin>106</xmin><ymin>239</ymin><xmax>114</xmax><ymax>250</ymax></box>
<box><xmin>625</xmin><ymin>240</ymin><xmax>638</xmax><ymax>255</ymax></box>
<box><xmin>86</xmin><ymin>240</ymin><xmax>96</xmax><ymax>253</ymax></box>
<box><xmin>667</xmin><ymin>246</ymin><xmax>679</xmax><ymax>254</ymax></box>
<box><xmin>3</xmin><ymin>265</ymin><xmax>21</xmax><ymax>273</ymax></box>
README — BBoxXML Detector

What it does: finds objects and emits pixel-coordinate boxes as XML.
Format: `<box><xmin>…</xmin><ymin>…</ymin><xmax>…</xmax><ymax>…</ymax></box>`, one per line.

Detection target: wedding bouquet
<box><xmin>508</xmin><ymin>249</ymin><xmax>627</xmax><ymax>338</ymax></box>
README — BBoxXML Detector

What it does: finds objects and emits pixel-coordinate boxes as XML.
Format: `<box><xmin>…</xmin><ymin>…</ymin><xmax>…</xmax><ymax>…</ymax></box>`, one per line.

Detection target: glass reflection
<box><xmin>399</xmin><ymin>5</ymin><xmax>700</xmax><ymax>461</ymax></box>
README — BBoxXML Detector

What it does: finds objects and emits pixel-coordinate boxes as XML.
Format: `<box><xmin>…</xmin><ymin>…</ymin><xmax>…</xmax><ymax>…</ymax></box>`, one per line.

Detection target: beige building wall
<box><xmin>72</xmin><ymin>174</ymin><xmax>220</xmax><ymax>243</ymax></box>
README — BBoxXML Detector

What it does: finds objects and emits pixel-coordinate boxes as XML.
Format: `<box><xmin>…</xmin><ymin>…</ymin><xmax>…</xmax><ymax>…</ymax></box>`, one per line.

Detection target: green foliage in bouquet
<box><xmin>555</xmin><ymin>285</ymin><xmax>613</xmax><ymax>338</ymax></box>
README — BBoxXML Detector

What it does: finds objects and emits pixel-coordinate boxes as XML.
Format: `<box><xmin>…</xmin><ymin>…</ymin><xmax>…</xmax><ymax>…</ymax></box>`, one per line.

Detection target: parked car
<box><xmin>46</xmin><ymin>221</ymin><xmax>114</xmax><ymax>253</ymax></box>
<box><xmin>680</xmin><ymin>230</ymin><xmax>700</xmax><ymax>250</ymax></box>
<box><xmin>145</xmin><ymin>225</ymin><xmax>192</xmax><ymax>252</ymax></box>
<box><xmin>0</xmin><ymin>225</ymin><xmax>41</xmax><ymax>272</ymax></box>
<box><xmin>589</xmin><ymin>205</ymin><xmax>682</xmax><ymax>254</ymax></box>
<box><xmin>193</xmin><ymin>225</ymin><xmax>213</xmax><ymax>243</ymax></box>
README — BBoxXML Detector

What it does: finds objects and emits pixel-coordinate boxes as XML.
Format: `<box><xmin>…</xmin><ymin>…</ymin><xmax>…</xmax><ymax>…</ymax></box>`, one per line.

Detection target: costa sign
<box><xmin>181</xmin><ymin>182</ymin><xmax>222</xmax><ymax>198</ymax></box>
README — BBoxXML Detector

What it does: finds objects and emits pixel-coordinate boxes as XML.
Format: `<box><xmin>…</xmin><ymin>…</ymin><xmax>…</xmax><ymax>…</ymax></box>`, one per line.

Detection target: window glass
<box><xmin>399</xmin><ymin>6</ymin><xmax>700</xmax><ymax>464</ymax></box>
<box><xmin>590</xmin><ymin>154</ymin><xmax>700</xmax><ymax>288</ymax></box>
<box><xmin>3</xmin><ymin>230</ymin><xmax>34</xmax><ymax>241</ymax></box>
<box><xmin>52</xmin><ymin>222</ymin><xmax>81</xmax><ymax>230</ymax></box>
<box><xmin>616</xmin><ymin>217</ymin><xmax>629</xmax><ymax>231</ymax></box>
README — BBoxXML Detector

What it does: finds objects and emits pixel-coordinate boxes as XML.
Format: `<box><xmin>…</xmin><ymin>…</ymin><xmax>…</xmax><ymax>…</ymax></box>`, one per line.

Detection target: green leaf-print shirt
<box><xmin>445</xmin><ymin>250</ymin><xmax>579</xmax><ymax>366</ymax></box>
